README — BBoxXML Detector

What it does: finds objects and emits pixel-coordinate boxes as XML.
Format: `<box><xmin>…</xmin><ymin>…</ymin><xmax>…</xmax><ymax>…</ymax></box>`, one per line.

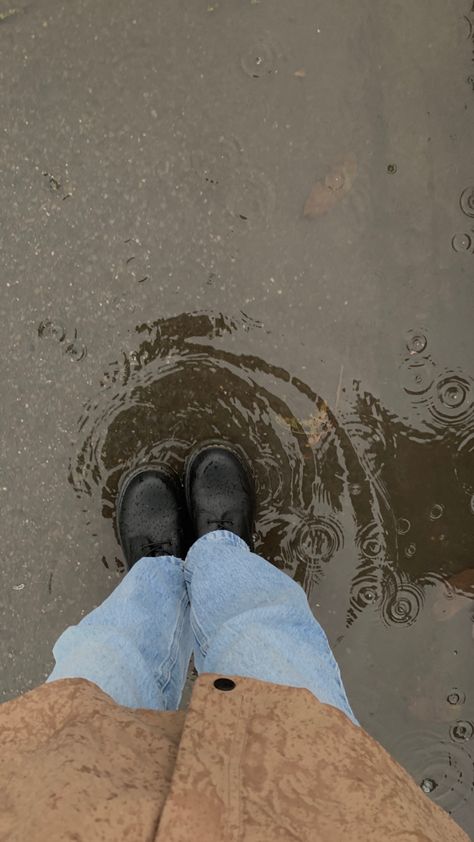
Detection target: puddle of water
<box><xmin>70</xmin><ymin>311</ymin><xmax>474</xmax><ymax>631</ymax></box>
<box><xmin>67</xmin><ymin>309</ymin><xmax>474</xmax><ymax>831</ymax></box>
<box><xmin>70</xmin><ymin>312</ymin><xmax>388</xmax><ymax>603</ymax></box>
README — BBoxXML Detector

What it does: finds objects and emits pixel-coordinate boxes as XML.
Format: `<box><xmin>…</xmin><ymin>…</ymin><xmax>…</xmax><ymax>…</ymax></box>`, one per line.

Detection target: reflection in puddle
<box><xmin>69</xmin><ymin>310</ymin><xmax>474</xmax><ymax>820</ymax></box>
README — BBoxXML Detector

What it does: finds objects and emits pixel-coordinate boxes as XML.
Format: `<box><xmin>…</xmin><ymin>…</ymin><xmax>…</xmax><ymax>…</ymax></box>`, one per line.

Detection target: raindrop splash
<box><xmin>427</xmin><ymin>374</ymin><xmax>474</xmax><ymax>429</ymax></box>
<box><xmin>429</xmin><ymin>503</ymin><xmax>445</xmax><ymax>521</ymax></box>
<box><xmin>421</xmin><ymin>778</ymin><xmax>438</xmax><ymax>794</ymax></box>
<box><xmin>460</xmin><ymin>186</ymin><xmax>474</xmax><ymax>218</ymax></box>
<box><xmin>396</xmin><ymin>517</ymin><xmax>411</xmax><ymax>535</ymax></box>
<box><xmin>451</xmin><ymin>232</ymin><xmax>473</xmax><ymax>253</ymax></box>
<box><xmin>400</xmin><ymin>356</ymin><xmax>435</xmax><ymax>396</ymax></box>
<box><xmin>382</xmin><ymin>573</ymin><xmax>424</xmax><ymax>627</ymax></box>
<box><xmin>38</xmin><ymin>319</ymin><xmax>66</xmax><ymax>342</ymax></box>
<box><xmin>447</xmin><ymin>689</ymin><xmax>466</xmax><ymax>706</ymax></box>
<box><xmin>406</xmin><ymin>330</ymin><xmax>427</xmax><ymax>355</ymax></box>
<box><xmin>241</xmin><ymin>38</ymin><xmax>278</xmax><ymax>78</ymax></box>
<box><xmin>438</xmin><ymin>377</ymin><xmax>469</xmax><ymax>410</ymax></box>
<box><xmin>325</xmin><ymin>171</ymin><xmax>345</xmax><ymax>191</ymax></box>
<box><xmin>394</xmin><ymin>730</ymin><xmax>474</xmax><ymax>814</ymax></box>
<box><xmin>450</xmin><ymin>721</ymin><xmax>474</xmax><ymax>743</ymax></box>
<box><xmin>412</xmin><ymin>370</ymin><xmax>474</xmax><ymax>433</ymax></box>
<box><xmin>347</xmin><ymin>567</ymin><xmax>385</xmax><ymax>626</ymax></box>
<box><xmin>261</xmin><ymin>511</ymin><xmax>345</xmax><ymax>591</ymax></box>
<box><xmin>356</xmin><ymin>521</ymin><xmax>385</xmax><ymax>560</ymax></box>
<box><xmin>65</xmin><ymin>341</ymin><xmax>88</xmax><ymax>362</ymax></box>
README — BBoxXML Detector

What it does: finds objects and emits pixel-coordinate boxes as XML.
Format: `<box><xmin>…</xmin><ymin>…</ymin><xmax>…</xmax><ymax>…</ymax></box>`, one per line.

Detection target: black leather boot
<box><xmin>185</xmin><ymin>445</ymin><xmax>255</xmax><ymax>549</ymax></box>
<box><xmin>117</xmin><ymin>466</ymin><xmax>189</xmax><ymax>568</ymax></box>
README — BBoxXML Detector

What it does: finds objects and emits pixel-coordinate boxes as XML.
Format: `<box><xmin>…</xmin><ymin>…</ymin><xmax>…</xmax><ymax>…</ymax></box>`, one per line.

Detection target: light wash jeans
<box><xmin>48</xmin><ymin>531</ymin><xmax>357</xmax><ymax>724</ymax></box>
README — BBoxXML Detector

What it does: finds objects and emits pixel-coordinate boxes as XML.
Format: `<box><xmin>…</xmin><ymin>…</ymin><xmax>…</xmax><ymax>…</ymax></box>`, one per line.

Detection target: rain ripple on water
<box><xmin>394</xmin><ymin>730</ymin><xmax>474</xmax><ymax>815</ymax></box>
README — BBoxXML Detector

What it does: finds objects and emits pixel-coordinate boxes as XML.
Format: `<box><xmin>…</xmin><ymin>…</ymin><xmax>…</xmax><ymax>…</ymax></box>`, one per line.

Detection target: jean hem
<box><xmin>185</xmin><ymin>530</ymin><xmax>249</xmax><ymax>576</ymax></box>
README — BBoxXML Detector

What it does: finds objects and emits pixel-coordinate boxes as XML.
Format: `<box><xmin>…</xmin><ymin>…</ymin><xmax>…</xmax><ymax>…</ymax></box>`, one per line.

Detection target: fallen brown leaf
<box><xmin>276</xmin><ymin>402</ymin><xmax>333</xmax><ymax>447</ymax></box>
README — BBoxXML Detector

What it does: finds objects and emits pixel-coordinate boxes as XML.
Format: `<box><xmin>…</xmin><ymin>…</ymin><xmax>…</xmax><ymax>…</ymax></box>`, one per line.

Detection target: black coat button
<box><xmin>214</xmin><ymin>678</ymin><xmax>236</xmax><ymax>692</ymax></box>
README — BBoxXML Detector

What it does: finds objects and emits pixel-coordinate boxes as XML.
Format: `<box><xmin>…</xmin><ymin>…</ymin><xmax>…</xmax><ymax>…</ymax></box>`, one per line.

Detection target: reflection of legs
<box><xmin>185</xmin><ymin>530</ymin><xmax>358</xmax><ymax>725</ymax></box>
<box><xmin>47</xmin><ymin>557</ymin><xmax>192</xmax><ymax>710</ymax></box>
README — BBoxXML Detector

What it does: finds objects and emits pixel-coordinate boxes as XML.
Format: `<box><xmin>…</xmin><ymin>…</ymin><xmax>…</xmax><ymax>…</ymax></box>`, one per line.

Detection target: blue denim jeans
<box><xmin>47</xmin><ymin>531</ymin><xmax>357</xmax><ymax>724</ymax></box>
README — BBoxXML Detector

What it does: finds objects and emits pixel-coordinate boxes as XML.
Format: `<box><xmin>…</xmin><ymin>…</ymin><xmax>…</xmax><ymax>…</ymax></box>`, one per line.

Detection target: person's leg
<box><xmin>47</xmin><ymin>555</ymin><xmax>193</xmax><ymax>710</ymax></box>
<box><xmin>48</xmin><ymin>465</ymin><xmax>193</xmax><ymax>710</ymax></box>
<box><xmin>185</xmin><ymin>530</ymin><xmax>358</xmax><ymax>725</ymax></box>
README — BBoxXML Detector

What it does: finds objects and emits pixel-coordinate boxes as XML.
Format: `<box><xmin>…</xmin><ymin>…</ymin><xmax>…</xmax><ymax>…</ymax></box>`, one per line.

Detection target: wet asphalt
<box><xmin>1</xmin><ymin>0</ymin><xmax>473</xmax><ymax>834</ymax></box>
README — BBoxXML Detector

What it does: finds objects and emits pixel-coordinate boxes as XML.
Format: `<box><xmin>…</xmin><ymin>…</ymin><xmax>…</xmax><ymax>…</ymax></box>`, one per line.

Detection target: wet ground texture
<box><xmin>1</xmin><ymin>0</ymin><xmax>474</xmax><ymax>835</ymax></box>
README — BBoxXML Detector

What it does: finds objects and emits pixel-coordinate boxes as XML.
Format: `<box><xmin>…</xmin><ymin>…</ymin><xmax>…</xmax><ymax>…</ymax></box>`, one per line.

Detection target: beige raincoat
<box><xmin>0</xmin><ymin>674</ymin><xmax>468</xmax><ymax>841</ymax></box>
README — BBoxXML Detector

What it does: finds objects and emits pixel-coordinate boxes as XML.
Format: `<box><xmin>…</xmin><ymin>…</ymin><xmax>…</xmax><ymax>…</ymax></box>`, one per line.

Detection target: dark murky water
<box><xmin>1</xmin><ymin>0</ymin><xmax>473</xmax><ymax>836</ymax></box>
